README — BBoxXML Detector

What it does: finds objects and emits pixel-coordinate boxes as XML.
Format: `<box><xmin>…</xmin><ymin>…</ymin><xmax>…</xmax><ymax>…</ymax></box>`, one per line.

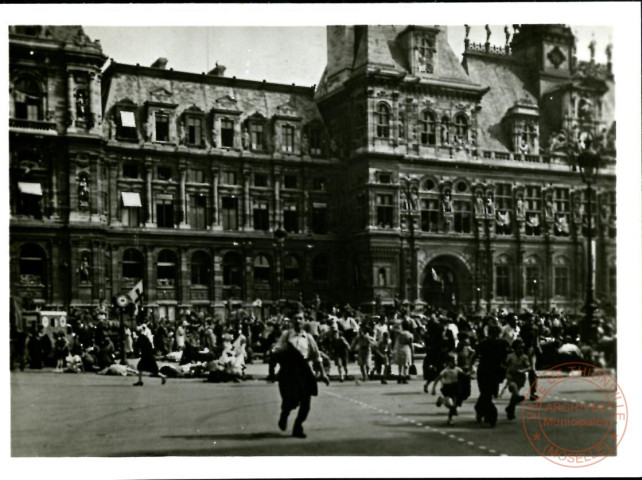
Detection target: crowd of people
<box><xmin>10</xmin><ymin>297</ymin><xmax>616</xmax><ymax>430</ymax></box>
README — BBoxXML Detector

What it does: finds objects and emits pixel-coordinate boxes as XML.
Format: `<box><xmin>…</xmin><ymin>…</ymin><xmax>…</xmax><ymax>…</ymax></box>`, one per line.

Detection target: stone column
<box><xmin>210</xmin><ymin>168</ymin><xmax>221</xmax><ymax>230</ymax></box>
<box><xmin>107</xmin><ymin>159</ymin><xmax>119</xmax><ymax>226</ymax></box>
<box><xmin>90</xmin><ymin>72</ymin><xmax>102</xmax><ymax>133</ymax></box>
<box><xmin>243</xmin><ymin>169</ymin><xmax>251</xmax><ymax>230</ymax></box>
<box><xmin>179</xmin><ymin>163</ymin><xmax>189</xmax><ymax>229</ymax></box>
<box><xmin>274</xmin><ymin>171</ymin><xmax>282</xmax><ymax>228</ymax></box>
<box><xmin>144</xmin><ymin>158</ymin><xmax>154</xmax><ymax>227</ymax></box>
<box><xmin>67</xmin><ymin>70</ymin><xmax>76</xmax><ymax>131</ymax></box>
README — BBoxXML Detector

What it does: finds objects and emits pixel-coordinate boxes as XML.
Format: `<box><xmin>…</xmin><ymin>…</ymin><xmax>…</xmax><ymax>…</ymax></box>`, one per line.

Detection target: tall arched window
<box><xmin>454</xmin><ymin>113</ymin><xmax>468</xmax><ymax>139</ymax></box>
<box><xmin>440</xmin><ymin>115</ymin><xmax>450</xmax><ymax>144</ymax></box>
<box><xmin>157</xmin><ymin>250</ymin><xmax>177</xmax><ymax>286</ymax></box>
<box><xmin>122</xmin><ymin>248</ymin><xmax>144</xmax><ymax>282</ymax></box>
<box><xmin>253</xmin><ymin>255</ymin><xmax>271</xmax><ymax>285</ymax></box>
<box><xmin>421</xmin><ymin>110</ymin><xmax>436</xmax><ymax>145</ymax></box>
<box><xmin>524</xmin><ymin>257</ymin><xmax>541</xmax><ymax>298</ymax></box>
<box><xmin>14</xmin><ymin>77</ymin><xmax>43</xmax><ymax>121</ymax></box>
<box><xmin>312</xmin><ymin>254</ymin><xmax>328</xmax><ymax>282</ymax></box>
<box><xmin>190</xmin><ymin>250</ymin><xmax>210</xmax><ymax>286</ymax></box>
<box><xmin>284</xmin><ymin>254</ymin><xmax>301</xmax><ymax>286</ymax></box>
<box><xmin>19</xmin><ymin>243</ymin><xmax>46</xmax><ymax>285</ymax></box>
<box><xmin>222</xmin><ymin>252</ymin><xmax>242</xmax><ymax>288</ymax></box>
<box><xmin>553</xmin><ymin>257</ymin><xmax>570</xmax><ymax>298</ymax></box>
<box><xmin>375</xmin><ymin>103</ymin><xmax>391</xmax><ymax>138</ymax></box>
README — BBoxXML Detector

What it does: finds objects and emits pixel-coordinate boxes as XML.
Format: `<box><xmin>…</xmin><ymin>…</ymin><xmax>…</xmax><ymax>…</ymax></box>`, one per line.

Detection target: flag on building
<box><xmin>127</xmin><ymin>279</ymin><xmax>143</xmax><ymax>315</ymax></box>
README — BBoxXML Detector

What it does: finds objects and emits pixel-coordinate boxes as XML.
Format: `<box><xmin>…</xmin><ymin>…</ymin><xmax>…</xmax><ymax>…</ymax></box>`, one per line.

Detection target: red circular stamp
<box><xmin>522</xmin><ymin>362</ymin><xmax>628</xmax><ymax>467</ymax></box>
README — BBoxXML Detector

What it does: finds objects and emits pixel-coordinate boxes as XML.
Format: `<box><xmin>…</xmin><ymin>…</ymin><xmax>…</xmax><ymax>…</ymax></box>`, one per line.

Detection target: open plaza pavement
<box><xmin>11</xmin><ymin>360</ymin><xmax>615</xmax><ymax>457</ymax></box>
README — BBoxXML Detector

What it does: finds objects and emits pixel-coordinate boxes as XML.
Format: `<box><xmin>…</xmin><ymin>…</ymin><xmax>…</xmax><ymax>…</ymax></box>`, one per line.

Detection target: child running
<box><xmin>431</xmin><ymin>354</ymin><xmax>463</xmax><ymax>425</ymax></box>
<box><xmin>329</xmin><ymin>328</ymin><xmax>350</xmax><ymax>382</ymax></box>
<box><xmin>504</xmin><ymin>338</ymin><xmax>531</xmax><ymax>420</ymax></box>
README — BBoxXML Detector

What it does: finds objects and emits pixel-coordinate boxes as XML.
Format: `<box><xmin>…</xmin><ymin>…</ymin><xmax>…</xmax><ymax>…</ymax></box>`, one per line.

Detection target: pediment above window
<box><xmin>213</xmin><ymin>95</ymin><xmax>241</xmax><ymax>115</ymax></box>
<box><xmin>274</xmin><ymin>101</ymin><xmax>301</xmax><ymax>121</ymax></box>
<box><xmin>148</xmin><ymin>87</ymin><xmax>174</xmax><ymax>105</ymax></box>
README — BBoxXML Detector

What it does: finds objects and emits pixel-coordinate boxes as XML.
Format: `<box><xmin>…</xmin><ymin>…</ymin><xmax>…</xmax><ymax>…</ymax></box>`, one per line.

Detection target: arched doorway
<box><xmin>422</xmin><ymin>255</ymin><xmax>473</xmax><ymax>311</ymax></box>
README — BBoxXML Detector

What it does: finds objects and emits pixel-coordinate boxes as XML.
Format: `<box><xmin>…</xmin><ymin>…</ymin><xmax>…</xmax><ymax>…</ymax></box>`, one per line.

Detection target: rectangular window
<box><xmin>554</xmin><ymin>266</ymin><xmax>569</xmax><ymax>297</ymax></box>
<box><xmin>254</xmin><ymin>173</ymin><xmax>268</xmax><ymax>187</ymax></box>
<box><xmin>496</xmin><ymin>265</ymin><xmax>511</xmax><ymax>297</ymax></box>
<box><xmin>221</xmin><ymin>196</ymin><xmax>238</xmax><ymax>230</ymax></box>
<box><xmin>554</xmin><ymin>187</ymin><xmax>570</xmax><ymax>213</ymax></box>
<box><xmin>282</xmin><ymin>125</ymin><xmax>295</xmax><ymax>153</ymax></box>
<box><xmin>250</xmin><ymin>123</ymin><xmax>264</xmax><ymax>151</ymax></box>
<box><xmin>122</xmin><ymin>162</ymin><xmax>139</xmax><ymax>179</ymax></box>
<box><xmin>454</xmin><ymin>200</ymin><xmax>472</xmax><ymax>233</ymax></box>
<box><xmin>284</xmin><ymin>204</ymin><xmax>299</xmax><ymax>233</ymax></box>
<box><xmin>284</xmin><ymin>175</ymin><xmax>298</xmax><ymax>189</ymax></box>
<box><xmin>581</xmin><ymin>189</ymin><xmax>598</xmax><ymax>236</ymax></box>
<box><xmin>156</xmin><ymin>197</ymin><xmax>174</xmax><ymax>228</ymax></box>
<box><xmin>421</xmin><ymin>198</ymin><xmax>440</xmax><ymax>232</ymax></box>
<box><xmin>312</xmin><ymin>203</ymin><xmax>327</xmax><ymax>234</ymax></box>
<box><xmin>190</xmin><ymin>194</ymin><xmax>207</xmax><ymax>229</ymax></box>
<box><xmin>378</xmin><ymin>173</ymin><xmax>392</xmax><ymax>184</ymax></box>
<box><xmin>157</xmin><ymin>166</ymin><xmax>173</xmax><ymax>181</ymax></box>
<box><xmin>16</xmin><ymin>182</ymin><xmax>43</xmax><ymax>218</ymax></box>
<box><xmin>188</xmin><ymin>169</ymin><xmax>205</xmax><ymax>183</ymax></box>
<box><xmin>376</xmin><ymin>194</ymin><xmax>394</xmax><ymax>228</ymax></box>
<box><xmin>221</xmin><ymin>119</ymin><xmax>234</xmax><ymax>147</ymax></box>
<box><xmin>186</xmin><ymin>116</ymin><xmax>202</xmax><ymax>146</ymax></box>
<box><xmin>220</xmin><ymin>171</ymin><xmax>237</xmax><ymax>185</ymax></box>
<box><xmin>117</xmin><ymin>110</ymin><xmax>138</xmax><ymax>140</ymax></box>
<box><xmin>155</xmin><ymin>111</ymin><xmax>170</xmax><ymax>142</ymax></box>
<box><xmin>525</xmin><ymin>266</ymin><xmax>540</xmax><ymax>297</ymax></box>
<box><xmin>253</xmin><ymin>199</ymin><xmax>270</xmax><ymax>231</ymax></box>
<box><xmin>310</xmin><ymin>129</ymin><xmax>322</xmax><ymax>155</ymax></box>
<box><xmin>121</xmin><ymin>206</ymin><xmax>140</xmax><ymax>227</ymax></box>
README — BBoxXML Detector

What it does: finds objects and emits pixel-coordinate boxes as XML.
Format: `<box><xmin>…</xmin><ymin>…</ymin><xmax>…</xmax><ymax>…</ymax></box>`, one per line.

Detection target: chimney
<box><xmin>151</xmin><ymin>57</ymin><xmax>168</xmax><ymax>69</ymax></box>
<box><xmin>208</xmin><ymin>62</ymin><xmax>226</xmax><ymax>77</ymax></box>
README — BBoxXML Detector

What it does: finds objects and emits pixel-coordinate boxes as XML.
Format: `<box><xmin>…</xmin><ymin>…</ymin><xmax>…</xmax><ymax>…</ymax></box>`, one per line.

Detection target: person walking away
<box><xmin>472</xmin><ymin>325</ymin><xmax>509</xmax><ymax>427</ymax></box>
<box><xmin>329</xmin><ymin>328</ymin><xmax>350</xmax><ymax>382</ymax></box>
<box><xmin>394</xmin><ymin>321</ymin><xmax>414</xmax><ymax>384</ymax></box>
<box><xmin>373</xmin><ymin>331</ymin><xmax>392</xmax><ymax>384</ymax></box>
<box><xmin>133</xmin><ymin>325</ymin><xmax>167</xmax><ymax>386</ymax></box>
<box><xmin>504</xmin><ymin>339</ymin><xmax>531</xmax><ymax>420</ymax></box>
<box><xmin>431</xmin><ymin>354</ymin><xmax>464</xmax><ymax>425</ymax></box>
<box><xmin>272</xmin><ymin>315</ymin><xmax>329</xmax><ymax>438</ymax></box>
<box><xmin>351</xmin><ymin>328</ymin><xmax>376</xmax><ymax>382</ymax></box>
<box><xmin>455</xmin><ymin>334</ymin><xmax>474</xmax><ymax>405</ymax></box>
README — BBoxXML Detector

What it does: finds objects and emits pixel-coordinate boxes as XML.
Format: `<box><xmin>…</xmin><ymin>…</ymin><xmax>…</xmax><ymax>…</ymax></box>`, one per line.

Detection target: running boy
<box><xmin>431</xmin><ymin>354</ymin><xmax>463</xmax><ymax>425</ymax></box>
<box><xmin>504</xmin><ymin>338</ymin><xmax>531</xmax><ymax>420</ymax></box>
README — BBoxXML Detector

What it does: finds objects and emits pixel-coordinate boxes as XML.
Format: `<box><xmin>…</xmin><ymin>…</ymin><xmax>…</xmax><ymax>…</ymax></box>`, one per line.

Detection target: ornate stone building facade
<box><xmin>9</xmin><ymin>25</ymin><xmax>616</xmax><ymax>318</ymax></box>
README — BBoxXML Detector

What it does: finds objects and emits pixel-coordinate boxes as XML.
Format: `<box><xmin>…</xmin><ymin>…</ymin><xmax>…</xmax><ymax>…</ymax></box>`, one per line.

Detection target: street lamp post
<box><xmin>401</xmin><ymin>177</ymin><xmax>418</xmax><ymax>305</ymax></box>
<box><xmin>274</xmin><ymin>224</ymin><xmax>287</xmax><ymax>304</ymax></box>
<box><xmin>576</xmin><ymin>138</ymin><xmax>600</xmax><ymax>343</ymax></box>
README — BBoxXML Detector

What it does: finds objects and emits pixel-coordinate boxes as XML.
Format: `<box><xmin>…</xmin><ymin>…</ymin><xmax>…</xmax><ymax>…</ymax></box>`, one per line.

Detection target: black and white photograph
<box><xmin>4</xmin><ymin>2</ymin><xmax>641</xmax><ymax>479</ymax></box>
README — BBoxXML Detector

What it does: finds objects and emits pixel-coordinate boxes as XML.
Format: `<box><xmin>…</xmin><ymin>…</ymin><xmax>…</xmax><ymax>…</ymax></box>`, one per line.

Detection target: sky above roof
<box><xmin>84</xmin><ymin>25</ymin><xmax>613</xmax><ymax>88</ymax></box>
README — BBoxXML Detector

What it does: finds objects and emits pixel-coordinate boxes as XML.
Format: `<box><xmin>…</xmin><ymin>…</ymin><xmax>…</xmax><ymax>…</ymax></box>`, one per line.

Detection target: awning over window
<box><xmin>120</xmin><ymin>110</ymin><xmax>136</xmax><ymax>128</ymax></box>
<box><xmin>18</xmin><ymin>182</ymin><xmax>42</xmax><ymax>196</ymax></box>
<box><xmin>121</xmin><ymin>191</ymin><xmax>142</xmax><ymax>208</ymax></box>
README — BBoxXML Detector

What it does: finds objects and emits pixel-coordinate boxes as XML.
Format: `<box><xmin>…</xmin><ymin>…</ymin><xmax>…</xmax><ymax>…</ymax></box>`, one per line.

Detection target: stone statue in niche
<box><xmin>410</xmin><ymin>186</ymin><xmax>419</xmax><ymax>211</ymax></box>
<box><xmin>76</xmin><ymin>90</ymin><xmax>87</xmax><ymax>120</ymax></box>
<box><xmin>273</xmin><ymin>131</ymin><xmax>281</xmax><ymax>153</ymax></box>
<box><xmin>178</xmin><ymin>119</ymin><xmax>186</xmax><ymax>145</ymax></box>
<box><xmin>442</xmin><ymin>189</ymin><xmax>453</xmax><ymax>213</ymax></box>
<box><xmin>515</xmin><ymin>194</ymin><xmax>526</xmax><ymax>219</ymax></box>
<box><xmin>400</xmin><ymin>190</ymin><xmax>409</xmax><ymax>210</ymax></box>
<box><xmin>78</xmin><ymin>176</ymin><xmax>89</xmax><ymax>207</ymax></box>
<box><xmin>485</xmin><ymin>193</ymin><xmax>494</xmax><ymax>216</ymax></box>
<box><xmin>242</xmin><ymin>127</ymin><xmax>250</xmax><ymax>150</ymax></box>
<box><xmin>78</xmin><ymin>255</ymin><xmax>90</xmax><ymax>283</ymax></box>
<box><xmin>519</xmin><ymin>134</ymin><xmax>530</xmax><ymax>154</ymax></box>
<box><xmin>300</xmin><ymin>132</ymin><xmax>309</xmax><ymax>155</ymax></box>
<box><xmin>578</xmin><ymin>97</ymin><xmax>593</xmax><ymax>121</ymax></box>
<box><xmin>544</xmin><ymin>194</ymin><xmax>556</xmax><ymax>222</ymax></box>
<box><xmin>474</xmin><ymin>191</ymin><xmax>485</xmax><ymax>217</ymax></box>
<box><xmin>144</xmin><ymin>115</ymin><xmax>153</xmax><ymax>142</ymax></box>
<box><xmin>211</xmin><ymin>122</ymin><xmax>218</xmax><ymax>148</ymax></box>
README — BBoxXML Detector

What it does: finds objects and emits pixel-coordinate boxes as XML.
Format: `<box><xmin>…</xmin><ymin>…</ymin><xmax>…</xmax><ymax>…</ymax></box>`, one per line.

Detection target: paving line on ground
<box><xmin>323</xmin><ymin>389</ymin><xmax>507</xmax><ymax>456</ymax></box>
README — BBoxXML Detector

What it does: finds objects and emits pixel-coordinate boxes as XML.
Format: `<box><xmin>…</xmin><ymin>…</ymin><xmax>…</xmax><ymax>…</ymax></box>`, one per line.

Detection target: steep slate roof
<box><xmin>103</xmin><ymin>64</ymin><xmax>323</xmax><ymax>125</ymax></box>
<box><xmin>464</xmin><ymin>55</ymin><xmax>536</xmax><ymax>152</ymax></box>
